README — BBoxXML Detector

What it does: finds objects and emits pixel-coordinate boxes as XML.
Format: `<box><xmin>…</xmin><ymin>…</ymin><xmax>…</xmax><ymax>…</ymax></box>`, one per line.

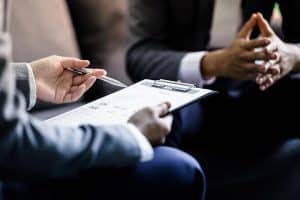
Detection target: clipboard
<box><xmin>46</xmin><ymin>79</ymin><xmax>217</xmax><ymax>126</ymax></box>
<box><xmin>150</xmin><ymin>79</ymin><xmax>216</xmax><ymax>114</ymax></box>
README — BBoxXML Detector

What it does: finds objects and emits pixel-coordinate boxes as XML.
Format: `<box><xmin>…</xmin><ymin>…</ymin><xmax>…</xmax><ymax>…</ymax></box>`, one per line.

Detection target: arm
<box><xmin>127</xmin><ymin>1</ymin><xmax>276</xmax><ymax>85</ymax></box>
<box><xmin>0</xmin><ymin>39</ymin><xmax>173</xmax><ymax>180</ymax></box>
<box><xmin>126</xmin><ymin>0</ymin><xmax>186</xmax><ymax>82</ymax></box>
<box><xmin>12</xmin><ymin>63</ymin><xmax>36</xmax><ymax>110</ymax></box>
<box><xmin>0</xmin><ymin>62</ymin><xmax>146</xmax><ymax>179</ymax></box>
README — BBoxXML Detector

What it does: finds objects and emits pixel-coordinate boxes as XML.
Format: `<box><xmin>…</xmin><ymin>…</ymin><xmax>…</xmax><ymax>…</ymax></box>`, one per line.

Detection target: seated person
<box><xmin>127</xmin><ymin>0</ymin><xmax>300</xmax><ymax>199</ymax></box>
<box><xmin>0</xmin><ymin>6</ymin><xmax>205</xmax><ymax>200</ymax></box>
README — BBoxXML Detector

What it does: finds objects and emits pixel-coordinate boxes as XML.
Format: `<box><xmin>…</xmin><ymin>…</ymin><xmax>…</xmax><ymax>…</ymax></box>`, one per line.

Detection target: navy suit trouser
<box><xmin>165</xmin><ymin>76</ymin><xmax>300</xmax><ymax>200</ymax></box>
<box><xmin>2</xmin><ymin>147</ymin><xmax>205</xmax><ymax>200</ymax></box>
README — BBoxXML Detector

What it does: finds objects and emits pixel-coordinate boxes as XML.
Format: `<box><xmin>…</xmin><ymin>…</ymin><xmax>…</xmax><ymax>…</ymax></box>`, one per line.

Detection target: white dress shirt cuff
<box><xmin>179</xmin><ymin>52</ymin><xmax>216</xmax><ymax>87</ymax></box>
<box><xmin>26</xmin><ymin>63</ymin><xmax>37</xmax><ymax>110</ymax></box>
<box><xmin>125</xmin><ymin>124</ymin><xmax>154</xmax><ymax>162</ymax></box>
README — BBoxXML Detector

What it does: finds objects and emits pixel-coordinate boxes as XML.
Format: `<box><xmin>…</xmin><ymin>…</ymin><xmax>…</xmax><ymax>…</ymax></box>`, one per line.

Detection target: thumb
<box><xmin>237</xmin><ymin>13</ymin><xmax>257</xmax><ymax>39</ymax></box>
<box><xmin>154</xmin><ymin>102</ymin><xmax>171</xmax><ymax>117</ymax></box>
<box><xmin>257</xmin><ymin>12</ymin><xmax>274</xmax><ymax>37</ymax></box>
<box><xmin>61</xmin><ymin>57</ymin><xmax>90</xmax><ymax>69</ymax></box>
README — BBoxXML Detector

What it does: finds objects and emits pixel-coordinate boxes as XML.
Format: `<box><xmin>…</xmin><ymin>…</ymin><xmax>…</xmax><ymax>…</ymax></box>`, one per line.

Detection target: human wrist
<box><xmin>30</xmin><ymin>61</ymin><xmax>39</xmax><ymax>81</ymax></box>
<box><xmin>202</xmin><ymin>49</ymin><xmax>225</xmax><ymax>78</ymax></box>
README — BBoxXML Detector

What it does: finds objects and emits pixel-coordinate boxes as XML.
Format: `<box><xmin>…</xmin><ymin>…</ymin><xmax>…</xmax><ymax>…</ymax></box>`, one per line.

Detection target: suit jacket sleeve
<box><xmin>126</xmin><ymin>0</ymin><xmax>186</xmax><ymax>82</ymax></box>
<box><xmin>0</xmin><ymin>35</ymin><xmax>143</xmax><ymax>180</ymax></box>
<box><xmin>11</xmin><ymin>63</ymin><xmax>36</xmax><ymax>110</ymax></box>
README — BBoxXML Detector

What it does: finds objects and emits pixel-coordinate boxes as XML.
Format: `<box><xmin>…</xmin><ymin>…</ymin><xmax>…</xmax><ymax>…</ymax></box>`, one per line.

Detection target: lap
<box><xmin>166</xmin><ymin>76</ymin><xmax>300</xmax><ymax>200</ymax></box>
<box><xmin>3</xmin><ymin>147</ymin><xmax>205</xmax><ymax>200</ymax></box>
<box><xmin>169</xmin><ymin>75</ymin><xmax>300</xmax><ymax>150</ymax></box>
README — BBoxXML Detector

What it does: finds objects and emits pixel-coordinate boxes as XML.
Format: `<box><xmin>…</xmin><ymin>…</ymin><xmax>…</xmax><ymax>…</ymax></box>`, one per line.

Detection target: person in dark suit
<box><xmin>126</xmin><ymin>0</ymin><xmax>300</xmax><ymax>199</ymax></box>
<box><xmin>0</xmin><ymin>0</ymin><xmax>205</xmax><ymax>199</ymax></box>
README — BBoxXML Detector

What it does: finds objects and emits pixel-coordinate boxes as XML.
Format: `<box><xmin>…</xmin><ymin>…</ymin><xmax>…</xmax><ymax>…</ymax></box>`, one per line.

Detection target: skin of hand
<box><xmin>128</xmin><ymin>102</ymin><xmax>173</xmax><ymax>145</ymax></box>
<box><xmin>202</xmin><ymin>14</ymin><xmax>278</xmax><ymax>81</ymax></box>
<box><xmin>30</xmin><ymin>55</ymin><xmax>107</xmax><ymax>104</ymax></box>
<box><xmin>255</xmin><ymin>13</ymin><xmax>300</xmax><ymax>91</ymax></box>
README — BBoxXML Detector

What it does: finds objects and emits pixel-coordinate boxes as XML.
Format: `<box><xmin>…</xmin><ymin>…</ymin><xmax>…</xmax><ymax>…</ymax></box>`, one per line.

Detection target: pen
<box><xmin>66</xmin><ymin>67</ymin><xmax>128</xmax><ymax>88</ymax></box>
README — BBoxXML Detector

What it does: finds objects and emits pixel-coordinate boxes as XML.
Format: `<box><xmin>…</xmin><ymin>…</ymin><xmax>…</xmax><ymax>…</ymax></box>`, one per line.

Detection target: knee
<box><xmin>135</xmin><ymin>147</ymin><xmax>205</xmax><ymax>199</ymax></box>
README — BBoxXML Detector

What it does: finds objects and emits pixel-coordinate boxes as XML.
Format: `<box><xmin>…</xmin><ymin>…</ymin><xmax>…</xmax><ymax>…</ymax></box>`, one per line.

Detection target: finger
<box><xmin>259</xmin><ymin>75</ymin><xmax>270</xmax><ymax>86</ymax></box>
<box><xmin>159</xmin><ymin>115</ymin><xmax>174</xmax><ymax>133</ymax></box>
<box><xmin>72</xmin><ymin>74</ymin><xmax>93</xmax><ymax>86</ymax></box>
<box><xmin>264</xmin><ymin>49</ymin><xmax>278</xmax><ymax>60</ymax></box>
<box><xmin>68</xmin><ymin>77</ymin><xmax>96</xmax><ymax>102</ymax></box>
<box><xmin>256</xmin><ymin>12</ymin><xmax>274</xmax><ymax>37</ymax></box>
<box><xmin>63</xmin><ymin>84</ymin><xmax>86</xmax><ymax>103</ymax></box>
<box><xmin>154</xmin><ymin>102</ymin><xmax>171</xmax><ymax>117</ymax></box>
<box><xmin>82</xmin><ymin>76</ymin><xmax>97</xmax><ymax>92</ymax></box>
<box><xmin>61</xmin><ymin>57</ymin><xmax>90</xmax><ymax>69</ymax></box>
<box><xmin>70</xmin><ymin>84</ymin><xmax>86</xmax><ymax>102</ymax></box>
<box><xmin>238</xmin><ymin>13</ymin><xmax>257</xmax><ymax>39</ymax></box>
<box><xmin>63</xmin><ymin>93</ymin><xmax>72</xmax><ymax>103</ymax></box>
<box><xmin>265</xmin><ymin>43</ymin><xmax>278</xmax><ymax>53</ymax></box>
<box><xmin>71</xmin><ymin>69</ymin><xmax>106</xmax><ymax>85</ymax></box>
<box><xmin>256</xmin><ymin>74</ymin><xmax>266</xmax><ymax>85</ymax></box>
<box><xmin>244</xmin><ymin>63</ymin><xmax>268</xmax><ymax>74</ymax></box>
<box><xmin>260</xmin><ymin>76</ymin><xmax>274</xmax><ymax>91</ymax></box>
<box><xmin>242</xmin><ymin>50</ymin><xmax>275</xmax><ymax>61</ymax></box>
<box><xmin>70</xmin><ymin>85</ymin><xmax>80</xmax><ymax>93</ymax></box>
<box><xmin>268</xmin><ymin>64</ymin><xmax>281</xmax><ymax>76</ymax></box>
<box><xmin>242</xmin><ymin>38</ymin><xmax>270</xmax><ymax>50</ymax></box>
<box><xmin>87</xmin><ymin>69</ymin><xmax>107</xmax><ymax>78</ymax></box>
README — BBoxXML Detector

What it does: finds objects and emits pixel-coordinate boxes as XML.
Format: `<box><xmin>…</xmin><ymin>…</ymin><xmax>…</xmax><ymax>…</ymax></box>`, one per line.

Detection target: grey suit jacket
<box><xmin>0</xmin><ymin>6</ymin><xmax>143</xmax><ymax>180</ymax></box>
<box><xmin>126</xmin><ymin>0</ymin><xmax>215</xmax><ymax>82</ymax></box>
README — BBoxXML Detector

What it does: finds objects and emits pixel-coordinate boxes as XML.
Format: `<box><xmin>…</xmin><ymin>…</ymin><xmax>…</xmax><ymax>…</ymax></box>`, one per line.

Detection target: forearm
<box><xmin>127</xmin><ymin>0</ymin><xmax>186</xmax><ymax>82</ymax></box>
<box><xmin>2</xmin><ymin>63</ymin><xmax>151</xmax><ymax>181</ymax></box>
<box><xmin>0</xmin><ymin>100</ymin><xmax>145</xmax><ymax>180</ymax></box>
<box><xmin>126</xmin><ymin>41</ymin><xmax>186</xmax><ymax>82</ymax></box>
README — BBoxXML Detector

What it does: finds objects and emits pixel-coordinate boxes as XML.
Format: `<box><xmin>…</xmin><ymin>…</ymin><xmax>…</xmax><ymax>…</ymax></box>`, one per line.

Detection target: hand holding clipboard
<box><xmin>46</xmin><ymin>79</ymin><xmax>217</xmax><ymax>126</ymax></box>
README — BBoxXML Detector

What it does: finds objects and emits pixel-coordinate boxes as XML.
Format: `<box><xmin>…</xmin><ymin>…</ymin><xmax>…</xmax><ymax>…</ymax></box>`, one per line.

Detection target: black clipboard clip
<box><xmin>151</xmin><ymin>79</ymin><xmax>195</xmax><ymax>92</ymax></box>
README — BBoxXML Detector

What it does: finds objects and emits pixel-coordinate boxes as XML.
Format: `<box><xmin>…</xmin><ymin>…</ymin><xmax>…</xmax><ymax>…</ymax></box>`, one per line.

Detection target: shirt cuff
<box><xmin>125</xmin><ymin>124</ymin><xmax>154</xmax><ymax>162</ymax></box>
<box><xmin>26</xmin><ymin>63</ymin><xmax>37</xmax><ymax>110</ymax></box>
<box><xmin>178</xmin><ymin>52</ymin><xmax>216</xmax><ymax>87</ymax></box>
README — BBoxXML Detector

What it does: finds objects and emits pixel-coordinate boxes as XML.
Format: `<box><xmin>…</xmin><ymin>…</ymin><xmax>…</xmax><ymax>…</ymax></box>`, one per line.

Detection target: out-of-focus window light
<box><xmin>270</xmin><ymin>3</ymin><xmax>283</xmax><ymax>37</ymax></box>
<box><xmin>271</xmin><ymin>3</ymin><xmax>282</xmax><ymax>28</ymax></box>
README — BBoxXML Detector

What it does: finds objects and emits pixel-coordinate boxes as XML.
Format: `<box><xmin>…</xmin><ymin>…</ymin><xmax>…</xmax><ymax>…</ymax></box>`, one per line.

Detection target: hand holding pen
<box><xmin>30</xmin><ymin>56</ymin><xmax>108</xmax><ymax>104</ymax></box>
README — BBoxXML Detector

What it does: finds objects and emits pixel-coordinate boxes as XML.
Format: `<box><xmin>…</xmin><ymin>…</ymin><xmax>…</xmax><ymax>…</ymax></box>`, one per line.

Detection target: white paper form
<box><xmin>45</xmin><ymin>80</ymin><xmax>215</xmax><ymax>126</ymax></box>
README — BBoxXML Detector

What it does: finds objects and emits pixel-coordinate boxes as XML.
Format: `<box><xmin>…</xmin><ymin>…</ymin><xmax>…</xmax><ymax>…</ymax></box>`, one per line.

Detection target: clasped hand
<box><xmin>203</xmin><ymin>13</ymin><xmax>300</xmax><ymax>91</ymax></box>
<box><xmin>236</xmin><ymin>13</ymin><xmax>300</xmax><ymax>90</ymax></box>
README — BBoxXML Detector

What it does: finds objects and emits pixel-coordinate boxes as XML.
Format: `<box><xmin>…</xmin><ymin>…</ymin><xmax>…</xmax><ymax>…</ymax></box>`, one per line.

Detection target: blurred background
<box><xmin>8</xmin><ymin>0</ymin><xmax>282</xmax><ymax>119</ymax></box>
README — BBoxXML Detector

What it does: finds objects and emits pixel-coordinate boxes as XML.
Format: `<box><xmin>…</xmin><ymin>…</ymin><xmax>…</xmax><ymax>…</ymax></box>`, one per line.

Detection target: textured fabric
<box><xmin>126</xmin><ymin>0</ymin><xmax>215</xmax><ymax>83</ymax></box>
<box><xmin>0</xmin><ymin>3</ymin><xmax>148</xmax><ymax>181</ymax></box>
<box><xmin>126</xmin><ymin>124</ymin><xmax>153</xmax><ymax>162</ymax></box>
<box><xmin>127</xmin><ymin>1</ymin><xmax>300</xmax><ymax>200</ymax></box>
<box><xmin>179</xmin><ymin>51</ymin><xmax>216</xmax><ymax>87</ymax></box>
<box><xmin>2</xmin><ymin>147</ymin><xmax>205</xmax><ymax>200</ymax></box>
<box><xmin>11</xmin><ymin>63</ymin><xmax>36</xmax><ymax>110</ymax></box>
